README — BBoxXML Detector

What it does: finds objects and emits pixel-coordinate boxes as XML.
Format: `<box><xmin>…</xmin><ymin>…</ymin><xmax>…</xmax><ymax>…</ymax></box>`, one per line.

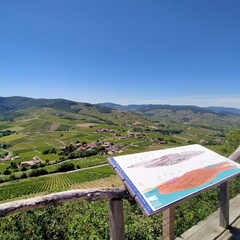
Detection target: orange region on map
<box><xmin>157</xmin><ymin>161</ymin><xmax>237</xmax><ymax>194</ymax></box>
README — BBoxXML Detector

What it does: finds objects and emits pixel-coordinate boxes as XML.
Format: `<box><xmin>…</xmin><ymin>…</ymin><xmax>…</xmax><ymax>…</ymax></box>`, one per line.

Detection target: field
<box><xmin>0</xmin><ymin>133</ymin><xmax>27</xmax><ymax>142</ymax></box>
<box><xmin>0</xmin><ymin>165</ymin><xmax>118</xmax><ymax>202</ymax></box>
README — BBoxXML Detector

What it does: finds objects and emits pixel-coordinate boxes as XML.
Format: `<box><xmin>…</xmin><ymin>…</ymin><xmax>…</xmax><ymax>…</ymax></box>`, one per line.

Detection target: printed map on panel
<box><xmin>108</xmin><ymin>144</ymin><xmax>240</xmax><ymax>216</ymax></box>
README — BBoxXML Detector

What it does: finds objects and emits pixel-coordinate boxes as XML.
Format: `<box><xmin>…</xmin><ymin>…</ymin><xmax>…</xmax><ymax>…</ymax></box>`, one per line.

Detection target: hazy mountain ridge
<box><xmin>206</xmin><ymin>106</ymin><xmax>240</xmax><ymax>115</ymax></box>
<box><xmin>98</xmin><ymin>102</ymin><xmax>240</xmax><ymax>128</ymax></box>
<box><xmin>0</xmin><ymin>97</ymin><xmax>240</xmax><ymax>123</ymax></box>
<box><xmin>99</xmin><ymin>102</ymin><xmax>240</xmax><ymax>116</ymax></box>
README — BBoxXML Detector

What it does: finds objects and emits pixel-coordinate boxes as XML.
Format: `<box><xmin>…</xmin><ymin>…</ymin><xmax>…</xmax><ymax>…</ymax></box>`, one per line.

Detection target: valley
<box><xmin>0</xmin><ymin>97</ymin><xmax>239</xmax><ymax>202</ymax></box>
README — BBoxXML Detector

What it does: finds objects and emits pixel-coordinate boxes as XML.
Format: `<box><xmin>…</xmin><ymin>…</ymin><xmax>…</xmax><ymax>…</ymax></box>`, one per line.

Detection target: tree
<box><xmin>2</xmin><ymin>143</ymin><xmax>8</xmax><ymax>149</ymax></box>
<box><xmin>42</xmin><ymin>149</ymin><xmax>50</xmax><ymax>155</ymax></box>
<box><xmin>21</xmin><ymin>166</ymin><xmax>27</xmax><ymax>171</ymax></box>
<box><xmin>225</xmin><ymin>130</ymin><xmax>240</xmax><ymax>155</ymax></box>
<box><xmin>39</xmin><ymin>162</ymin><xmax>46</xmax><ymax>168</ymax></box>
<box><xmin>9</xmin><ymin>174</ymin><xmax>16</xmax><ymax>180</ymax></box>
<box><xmin>57</xmin><ymin>162</ymin><xmax>75</xmax><ymax>172</ymax></box>
<box><xmin>29</xmin><ymin>169</ymin><xmax>48</xmax><ymax>177</ymax></box>
<box><xmin>3</xmin><ymin>169</ymin><xmax>11</xmax><ymax>175</ymax></box>
<box><xmin>20</xmin><ymin>173</ymin><xmax>27</xmax><ymax>179</ymax></box>
<box><xmin>31</xmin><ymin>164</ymin><xmax>38</xmax><ymax>169</ymax></box>
<box><xmin>50</xmin><ymin>147</ymin><xmax>57</xmax><ymax>154</ymax></box>
<box><xmin>10</xmin><ymin>162</ymin><xmax>18</xmax><ymax>169</ymax></box>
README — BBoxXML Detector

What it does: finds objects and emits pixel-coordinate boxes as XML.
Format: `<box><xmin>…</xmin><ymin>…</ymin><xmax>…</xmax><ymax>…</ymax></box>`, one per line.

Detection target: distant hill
<box><xmin>0</xmin><ymin>96</ymin><xmax>78</xmax><ymax>111</ymax></box>
<box><xmin>98</xmin><ymin>102</ymin><xmax>240</xmax><ymax>129</ymax></box>
<box><xmin>99</xmin><ymin>102</ymin><xmax>240</xmax><ymax>116</ymax></box>
<box><xmin>206</xmin><ymin>106</ymin><xmax>240</xmax><ymax>115</ymax></box>
<box><xmin>0</xmin><ymin>96</ymin><xmax>77</xmax><ymax>120</ymax></box>
<box><xmin>0</xmin><ymin>97</ymin><xmax>153</xmax><ymax>127</ymax></box>
<box><xmin>0</xmin><ymin>96</ymin><xmax>113</xmax><ymax>121</ymax></box>
<box><xmin>1</xmin><ymin>96</ymin><xmax>240</xmax><ymax>126</ymax></box>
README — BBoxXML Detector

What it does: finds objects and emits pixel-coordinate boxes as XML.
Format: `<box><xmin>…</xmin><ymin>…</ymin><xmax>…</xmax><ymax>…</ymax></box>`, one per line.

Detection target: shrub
<box><xmin>57</xmin><ymin>162</ymin><xmax>75</xmax><ymax>172</ymax></box>
<box><xmin>31</xmin><ymin>165</ymin><xmax>39</xmax><ymax>169</ymax></box>
<box><xmin>21</xmin><ymin>166</ymin><xmax>27</xmax><ymax>171</ymax></box>
<box><xmin>3</xmin><ymin>169</ymin><xmax>11</xmax><ymax>175</ymax></box>
<box><xmin>42</xmin><ymin>149</ymin><xmax>50</xmax><ymax>155</ymax></box>
<box><xmin>10</xmin><ymin>162</ymin><xmax>18</xmax><ymax>169</ymax></box>
<box><xmin>29</xmin><ymin>169</ymin><xmax>48</xmax><ymax>177</ymax></box>
<box><xmin>20</xmin><ymin>173</ymin><xmax>27</xmax><ymax>179</ymax></box>
<box><xmin>9</xmin><ymin>174</ymin><xmax>16</xmax><ymax>180</ymax></box>
<box><xmin>39</xmin><ymin>163</ymin><xmax>46</xmax><ymax>168</ymax></box>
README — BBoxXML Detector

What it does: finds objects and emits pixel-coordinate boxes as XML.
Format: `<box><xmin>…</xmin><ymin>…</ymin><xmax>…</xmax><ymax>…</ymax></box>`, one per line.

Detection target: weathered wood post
<box><xmin>219</xmin><ymin>146</ymin><xmax>240</xmax><ymax>229</ymax></box>
<box><xmin>220</xmin><ymin>181</ymin><xmax>229</xmax><ymax>228</ymax></box>
<box><xmin>109</xmin><ymin>198</ymin><xmax>125</xmax><ymax>240</ymax></box>
<box><xmin>162</xmin><ymin>206</ymin><xmax>175</xmax><ymax>240</ymax></box>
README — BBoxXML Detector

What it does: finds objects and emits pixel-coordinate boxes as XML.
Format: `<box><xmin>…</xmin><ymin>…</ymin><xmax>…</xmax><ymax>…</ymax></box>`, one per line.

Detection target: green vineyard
<box><xmin>0</xmin><ymin>166</ymin><xmax>115</xmax><ymax>202</ymax></box>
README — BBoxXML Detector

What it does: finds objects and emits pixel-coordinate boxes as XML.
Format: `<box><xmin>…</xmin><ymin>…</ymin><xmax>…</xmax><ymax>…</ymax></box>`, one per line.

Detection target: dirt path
<box><xmin>0</xmin><ymin>149</ymin><xmax>11</xmax><ymax>160</ymax></box>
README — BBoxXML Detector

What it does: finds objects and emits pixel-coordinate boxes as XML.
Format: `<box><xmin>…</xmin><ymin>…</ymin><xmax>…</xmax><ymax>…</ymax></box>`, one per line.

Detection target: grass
<box><xmin>0</xmin><ymin>133</ymin><xmax>27</xmax><ymax>143</ymax></box>
<box><xmin>70</xmin><ymin>175</ymin><xmax>123</xmax><ymax>189</ymax></box>
<box><xmin>0</xmin><ymin>122</ymin><xmax>14</xmax><ymax>130</ymax></box>
<box><xmin>57</xmin><ymin>124</ymin><xmax>71</xmax><ymax>131</ymax></box>
<box><xmin>0</xmin><ymin>162</ymin><xmax>9</xmax><ymax>173</ymax></box>
<box><xmin>6</xmin><ymin>126</ymin><xmax>24</xmax><ymax>131</ymax></box>
<box><xmin>72</xmin><ymin>156</ymin><xmax>107</xmax><ymax>168</ymax></box>
<box><xmin>0</xmin><ymin>149</ymin><xmax>6</xmax><ymax>155</ymax></box>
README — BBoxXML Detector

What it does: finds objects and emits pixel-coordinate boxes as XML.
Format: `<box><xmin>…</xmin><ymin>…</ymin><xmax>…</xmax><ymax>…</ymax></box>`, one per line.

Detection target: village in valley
<box><xmin>0</xmin><ymin>122</ymin><xmax>225</xmax><ymax>170</ymax></box>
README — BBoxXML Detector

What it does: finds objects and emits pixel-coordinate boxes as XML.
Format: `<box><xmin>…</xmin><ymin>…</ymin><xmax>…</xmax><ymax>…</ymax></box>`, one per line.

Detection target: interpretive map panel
<box><xmin>108</xmin><ymin>144</ymin><xmax>240</xmax><ymax>216</ymax></box>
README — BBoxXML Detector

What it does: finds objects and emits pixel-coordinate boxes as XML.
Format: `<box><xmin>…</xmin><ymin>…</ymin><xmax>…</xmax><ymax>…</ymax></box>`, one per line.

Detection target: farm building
<box><xmin>19</xmin><ymin>160</ymin><xmax>40</xmax><ymax>167</ymax></box>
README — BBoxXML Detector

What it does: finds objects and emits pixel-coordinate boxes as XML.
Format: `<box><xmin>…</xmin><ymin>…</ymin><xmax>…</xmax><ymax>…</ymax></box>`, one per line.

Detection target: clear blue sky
<box><xmin>1</xmin><ymin>0</ymin><xmax>240</xmax><ymax>108</ymax></box>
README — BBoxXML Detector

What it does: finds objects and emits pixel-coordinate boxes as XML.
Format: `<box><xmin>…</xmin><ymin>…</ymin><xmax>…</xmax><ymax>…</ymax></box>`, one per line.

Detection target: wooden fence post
<box><xmin>109</xmin><ymin>198</ymin><xmax>125</xmax><ymax>240</ymax></box>
<box><xmin>220</xmin><ymin>181</ymin><xmax>229</xmax><ymax>228</ymax></box>
<box><xmin>162</xmin><ymin>206</ymin><xmax>175</xmax><ymax>240</ymax></box>
<box><xmin>219</xmin><ymin>145</ymin><xmax>240</xmax><ymax>228</ymax></box>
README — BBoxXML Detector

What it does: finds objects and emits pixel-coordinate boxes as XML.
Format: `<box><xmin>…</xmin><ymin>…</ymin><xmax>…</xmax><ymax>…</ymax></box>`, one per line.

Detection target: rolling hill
<box><xmin>1</xmin><ymin>96</ymin><xmax>240</xmax><ymax>131</ymax></box>
<box><xmin>99</xmin><ymin>102</ymin><xmax>240</xmax><ymax>116</ymax></box>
